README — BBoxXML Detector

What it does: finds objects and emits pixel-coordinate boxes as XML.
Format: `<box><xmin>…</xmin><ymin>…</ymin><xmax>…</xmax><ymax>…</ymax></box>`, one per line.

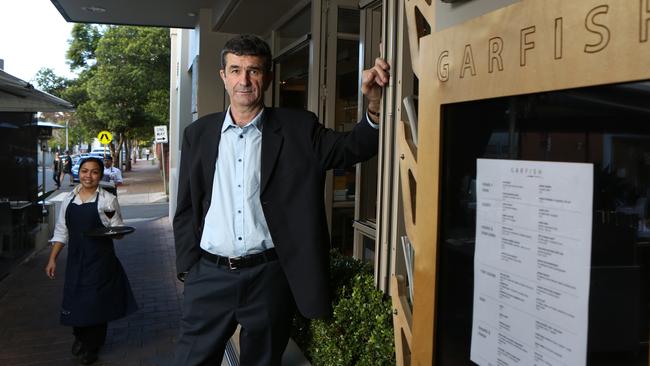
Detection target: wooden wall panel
<box><xmin>396</xmin><ymin>0</ymin><xmax>650</xmax><ymax>364</ymax></box>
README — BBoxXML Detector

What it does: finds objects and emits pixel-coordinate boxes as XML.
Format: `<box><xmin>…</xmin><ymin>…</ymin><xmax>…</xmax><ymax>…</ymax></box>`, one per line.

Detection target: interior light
<box><xmin>81</xmin><ymin>6</ymin><xmax>106</xmax><ymax>13</ymax></box>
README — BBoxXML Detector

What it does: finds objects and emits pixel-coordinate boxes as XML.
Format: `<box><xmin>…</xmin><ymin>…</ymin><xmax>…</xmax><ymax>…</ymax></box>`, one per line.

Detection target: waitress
<box><xmin>45</xmin><ymin>157</ymin><xmax>137</xmax><ymax>365</ymax></box>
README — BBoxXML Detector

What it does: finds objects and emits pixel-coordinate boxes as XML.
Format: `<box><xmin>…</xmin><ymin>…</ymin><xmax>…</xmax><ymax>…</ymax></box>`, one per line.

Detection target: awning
<box><xmin>0</xmin><ymin>70</ymin><xmax>74</xmax><ymax>113</ymax></box>
<box><xmin>30</xmin><ymin>121</ymin><xmax>66</xmax><ymax>129</ymax></box>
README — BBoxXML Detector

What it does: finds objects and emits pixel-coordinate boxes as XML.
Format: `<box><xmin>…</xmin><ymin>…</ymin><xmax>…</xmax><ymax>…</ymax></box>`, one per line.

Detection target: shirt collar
<box><xmin>73</xmin><ymin>184</ymin><xmax>101</xmax><ymax>195</ymax></box>
<box><xmin>222</xmin><ymin>106</ymin><xmax>264</xmax><ymax>134</ymax></box>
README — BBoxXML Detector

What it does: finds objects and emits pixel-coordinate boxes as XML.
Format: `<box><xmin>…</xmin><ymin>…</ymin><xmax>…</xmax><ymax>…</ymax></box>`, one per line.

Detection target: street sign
<box><xmin>154</xmin><ymin>125</ymin><xmax>168</xmax><ymax>143</ymax></box>
<box><xmin>154</xmin><ymin>125</ymin><xmax>169</xmax><ymax>195</ymax></box>
<box><xmin>98</xmin><ymin>130</ymin><xmax>113</xmax><ymax>144</ymax></box>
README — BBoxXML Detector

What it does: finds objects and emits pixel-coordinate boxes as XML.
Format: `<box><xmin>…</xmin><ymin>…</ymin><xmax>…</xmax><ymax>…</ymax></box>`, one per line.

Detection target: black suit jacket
<box><xmin>173</xmin><ymin>107</ymin><xmax>379</xmax><ymax>318</ymax></box>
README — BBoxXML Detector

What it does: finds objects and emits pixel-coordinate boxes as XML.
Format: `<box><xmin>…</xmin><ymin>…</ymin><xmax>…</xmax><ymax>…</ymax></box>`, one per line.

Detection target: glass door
<box><xmin>352</xmin><ymin>1</ymin><xmax>383</xmax><ymax>266</ymax></box>
<box><xmin>322</xmin><ymin>0</ymin><xmax>361</xmax><ymax>256</ymax></box>
<box><xmin>272</xmin><ymin>5</ymin><xmax>312</xmax><ymax>110</ymax></box>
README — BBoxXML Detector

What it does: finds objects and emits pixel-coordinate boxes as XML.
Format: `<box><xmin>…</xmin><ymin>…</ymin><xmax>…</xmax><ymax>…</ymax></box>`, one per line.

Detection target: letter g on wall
<box><xmin>437</xmin><ymin>50</ymin><xmax>450</xmax><ymax>82</ymax></box>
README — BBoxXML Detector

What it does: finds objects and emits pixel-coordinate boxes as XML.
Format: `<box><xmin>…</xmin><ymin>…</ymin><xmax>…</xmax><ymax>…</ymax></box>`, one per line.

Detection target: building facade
<box><xmin>51</xmin><ymin>0</ymin><xmax>650</xmax><ymax>364</ymax></box>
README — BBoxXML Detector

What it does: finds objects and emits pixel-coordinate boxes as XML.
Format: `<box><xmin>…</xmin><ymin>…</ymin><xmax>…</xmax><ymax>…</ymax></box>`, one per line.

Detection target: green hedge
<box><xmin>292</xmin><ymin>252</ymin><xmax>395</xmax><ymax>366</ymax></box>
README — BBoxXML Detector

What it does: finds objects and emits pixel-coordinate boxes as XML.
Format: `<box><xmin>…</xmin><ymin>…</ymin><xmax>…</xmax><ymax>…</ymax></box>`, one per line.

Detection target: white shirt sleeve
<box><xmin>50</xmin><ymin>193</ymin><xmax>73</xmax><ymax>245</ymax></box>
<box><xmin>113</xmin><ymin>168</ymin><xmax>123</xmax><ymax>184</ymax></box>
<box><xmin>50</xmin><ymin>188</ymin><xmax>125</xmax><ymax>244</ymax></box>
<box><xmin>104</xmin><ymin>167</ymin><xmax>124</xmax><ymax>184</ymax></box>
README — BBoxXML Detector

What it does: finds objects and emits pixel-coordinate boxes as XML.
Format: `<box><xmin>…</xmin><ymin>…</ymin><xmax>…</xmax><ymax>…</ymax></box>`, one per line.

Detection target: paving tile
<box><xmin>0</xmin><ymin>217</ymin><xmax>184</xmax><ymax>365</ymax></box>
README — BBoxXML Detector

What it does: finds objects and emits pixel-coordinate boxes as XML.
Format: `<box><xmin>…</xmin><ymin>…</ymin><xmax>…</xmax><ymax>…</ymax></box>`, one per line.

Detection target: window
<box><xmin>436</xmin><ymin>81</ymin><xmax>650</xmax><ymax>365</ymax></box>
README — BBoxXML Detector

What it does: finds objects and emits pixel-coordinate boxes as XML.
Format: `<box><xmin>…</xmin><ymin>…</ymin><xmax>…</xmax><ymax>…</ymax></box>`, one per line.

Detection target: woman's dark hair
<box><xmin>220</xmin><ymin>34</ymin><xmax>272</xmax><ymax>73</ymax></box>
<box><xmin>80</xmin><ymin>157</ymin><xmax>104</xmax><ymax>178</ymax></box>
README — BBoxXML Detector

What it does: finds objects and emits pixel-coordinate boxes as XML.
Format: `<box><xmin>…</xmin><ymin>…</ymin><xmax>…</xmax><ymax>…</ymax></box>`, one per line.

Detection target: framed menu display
<box><xmin>471</xmin><ymin>159</ymin><xmax>593</xmax><ymax>366</ymax></box>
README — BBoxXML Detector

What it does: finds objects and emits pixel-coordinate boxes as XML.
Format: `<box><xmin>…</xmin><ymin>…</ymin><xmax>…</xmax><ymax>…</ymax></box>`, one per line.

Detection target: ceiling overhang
<box><xmin>50</xmin><ymin>0</ymin><xmax>304</xmax><ymax>35</ymax></box>
<box><xmin>50</xmin><ymin>0</ymin><xmax>213</xmax><ymax>29</ymax></box>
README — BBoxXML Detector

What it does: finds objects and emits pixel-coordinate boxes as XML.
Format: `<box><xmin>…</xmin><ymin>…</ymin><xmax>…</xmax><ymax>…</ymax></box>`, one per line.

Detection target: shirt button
<box><xmin>238</xmin><ymin>237</ymin><xmax>242</xmax><ymax>240</ymax></box>
<box><xmin>238</xmin><ymin>159</ymin><xmax>242</xmax><ymax>162</ymax></box>
<box><xmin>238</xmin><ymin>184</ymin><xmax>241</xmax><ymax>188</ymax></box>
<box><xmin>237</xmin><ymin>210</ymin><xmax>242</xmax><ymax>214</ymax></box>
<box><xmin>239</xmin><ymin>135</ymin><xmax>244</xmax><ymax>139</ymax></box>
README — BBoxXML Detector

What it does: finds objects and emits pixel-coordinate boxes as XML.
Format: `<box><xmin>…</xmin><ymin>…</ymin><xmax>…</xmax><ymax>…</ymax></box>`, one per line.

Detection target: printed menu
<box><xmin>470</xmin><ymin>159</ymin><xmax>593</xmax><ymax>366</ymax></box>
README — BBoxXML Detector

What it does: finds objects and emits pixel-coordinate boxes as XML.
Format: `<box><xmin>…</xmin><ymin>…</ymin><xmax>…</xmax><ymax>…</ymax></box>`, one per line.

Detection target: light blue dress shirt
<box><xmin>199</xmin><ymin>107</ymin><xmax>379</xmax><ymax>258</ymax></box>
<box><xmin>199</xmin><ymin>108</ymin><xmax>274</xmax><ymax>257</ymax></box>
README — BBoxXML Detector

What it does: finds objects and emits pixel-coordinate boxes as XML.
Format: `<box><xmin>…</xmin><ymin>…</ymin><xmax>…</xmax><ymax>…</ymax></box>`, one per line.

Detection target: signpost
<box><xmin>97</xmin><ymin>130</ymin><xmax>112</xmax><ymax>158</ymax></box>
<box><xmin>154</xmin><ymin>125</ymin><xmax>168</xmax><ymax>195</ymax></box>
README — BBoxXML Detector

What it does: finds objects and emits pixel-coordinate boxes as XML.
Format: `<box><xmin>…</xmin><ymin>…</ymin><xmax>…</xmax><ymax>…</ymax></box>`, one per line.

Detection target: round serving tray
<box><xmin>85</xmin><ymin>226</ymin><xmax>136</xmax><ymax>237</ymax></box>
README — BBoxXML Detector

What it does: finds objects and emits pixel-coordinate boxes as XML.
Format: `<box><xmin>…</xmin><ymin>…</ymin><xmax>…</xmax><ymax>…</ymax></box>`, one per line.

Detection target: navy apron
<box><xmin>60</xmin><ymin>192</ymin><xmax>137</xmax><ymax>326</ymax></box>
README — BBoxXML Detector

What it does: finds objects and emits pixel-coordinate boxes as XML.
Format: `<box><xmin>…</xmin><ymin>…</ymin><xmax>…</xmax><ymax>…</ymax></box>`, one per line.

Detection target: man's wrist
<box><xmin>368</xmin><ymin>100</ymin><xmax>380</xmax><ymax>113</ymax></box>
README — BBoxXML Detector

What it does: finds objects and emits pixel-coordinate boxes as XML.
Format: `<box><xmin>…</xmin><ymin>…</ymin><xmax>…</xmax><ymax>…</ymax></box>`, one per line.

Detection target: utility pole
<box><xmin>65</xmin><ymin>120</ymin><xmax>69</xmax><ymax>152</ymax></box>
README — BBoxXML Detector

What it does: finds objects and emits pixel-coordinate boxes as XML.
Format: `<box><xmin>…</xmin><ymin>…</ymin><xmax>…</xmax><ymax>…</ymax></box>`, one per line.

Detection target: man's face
<box><xmin>220</xmin><ymin>53</ymin><xmax>271</xmax><ymax>112</ymax></box>
<box><xmin>105</xmin><ymin>159</ymin><xmax>113</xmax><ymax>168</ymax></box>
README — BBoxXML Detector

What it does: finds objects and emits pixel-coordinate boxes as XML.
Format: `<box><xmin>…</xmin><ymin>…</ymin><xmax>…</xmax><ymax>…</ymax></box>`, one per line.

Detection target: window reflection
<box><xmin>437</xmin><ymin>82</ymin><xmax>650</xmax><ymax>365</ymax></box>
<box><xmin>275</xmin><ymin>6</ymin><xmax>311</xmax><ymax>52</ymax></box>
<box><xmin>275</xmin><ymin>45</ymin><xmax>309</xmax><ymax>110</ymax></box>
<box><xmin>330</xmin><ymin>8</ymin><xmax>360</xmax><ymax>256</ymax></box>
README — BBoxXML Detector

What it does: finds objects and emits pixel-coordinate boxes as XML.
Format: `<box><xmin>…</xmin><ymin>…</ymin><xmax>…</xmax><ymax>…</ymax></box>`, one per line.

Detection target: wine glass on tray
<box><xmin>103</xmin><ymin>199</ymin><xmax>116</xmax><ymax>235</ymax></box>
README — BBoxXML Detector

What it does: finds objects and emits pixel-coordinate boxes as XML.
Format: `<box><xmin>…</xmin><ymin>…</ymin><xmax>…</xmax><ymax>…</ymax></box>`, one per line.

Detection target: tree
<box><xmin>88</xmin><ymin>26</ymin><xmax>170</xmax><ymax>169</ymax></box>
<box><xmin>33</xmin><ymin>67</ymin><xmax>96</xmax><ymax>151</ymax></box>
<box><xmin>30</xmin><ymin>24</ymin><xmax>170</xmax><ymax>169</ymax></box>
<box><xmin>33</xmin><ymin>68</ymin><xmax>71</xmax><ymax>150</ymax></box>
<box><xmin>67</xmin><ymin>24</ymin><xmax>102</xmax><ymax>71</ymax></box>
<box><xmin>34</xmin><ymin>68</ymin><xmax>69</xmax><ymax>97</ymax></box>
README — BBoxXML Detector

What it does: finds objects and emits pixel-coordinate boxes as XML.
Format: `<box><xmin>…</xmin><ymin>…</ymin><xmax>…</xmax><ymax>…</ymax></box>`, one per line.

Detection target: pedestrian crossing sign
<box><xmin>98</xmin><ymin>130</ymin><xmax>112</xmax><ymax>144</ymax></box>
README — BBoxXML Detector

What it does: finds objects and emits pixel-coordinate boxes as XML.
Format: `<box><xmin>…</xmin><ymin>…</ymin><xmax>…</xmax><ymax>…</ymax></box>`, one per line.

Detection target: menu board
<box><xmin>470</xmin><ymin>159</ymin><xmax>593</xmax><ymax>366</ymax></box>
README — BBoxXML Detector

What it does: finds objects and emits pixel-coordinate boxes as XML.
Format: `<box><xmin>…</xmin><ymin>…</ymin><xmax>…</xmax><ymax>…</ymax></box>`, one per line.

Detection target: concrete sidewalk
<box><xmin>47</xmin><ymin>158</ymin><xmax>168</xmax><ymax>207</ymax></box>
<box><xmin>116</xmin><ymin>159</ymin><xmax>168</xmax><ymax>206</ymax></box>
<box><xmin>0</xmin><ymin>217</ymin><xmax>181</xmax><ymax>366</ymax></box>
<box><xmin>0</xmin><ymin>158</ymin><xmax>307</xmax><ymax>366</ymax></box>
<box><xmin>0</xmin><ymin>159</ymin><xmax>181</xmax><ymax>366</ymax></box>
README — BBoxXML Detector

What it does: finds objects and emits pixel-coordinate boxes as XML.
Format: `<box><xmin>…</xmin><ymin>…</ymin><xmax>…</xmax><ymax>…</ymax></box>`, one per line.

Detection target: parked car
<box><xmin>89</xmin><ymin>148</ymin><xmax>110</xmax><ymax>157</ymax></box>
<box><xmin>72</xmin><ymin>155</ymin><xmax>111</xmax><ymax>182</ymax></box>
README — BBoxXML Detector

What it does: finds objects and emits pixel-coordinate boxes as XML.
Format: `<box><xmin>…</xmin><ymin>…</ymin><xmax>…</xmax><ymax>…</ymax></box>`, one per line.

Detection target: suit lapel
<box><xmin>202</xmin><ymin>113</ymin><xmax>225</xmax><ymax>195</ymax></box>
<box><xmin>260</xmin><ymin>108</ymin><xmax>283</xmax><ymax>194</ymax></box>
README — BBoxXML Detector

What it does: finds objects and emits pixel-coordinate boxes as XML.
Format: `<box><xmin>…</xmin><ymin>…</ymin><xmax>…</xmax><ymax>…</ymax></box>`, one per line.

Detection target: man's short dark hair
<box><xmin>220</xmin><ymin>34</ymin><xmax>272</xmax><ymax>73</ymax></box>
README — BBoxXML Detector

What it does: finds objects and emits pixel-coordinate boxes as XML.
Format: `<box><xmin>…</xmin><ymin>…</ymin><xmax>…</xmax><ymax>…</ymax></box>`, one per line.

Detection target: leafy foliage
<box><xmin>34</xmin><ymin>68</ymin><xmax>69</xmax><ymax>97</ymax></box>
<box><xmin>34</xmin><ymin>25</ymin><xmax>170</xmax><ymax>162</ymax></box>
<box><xmin>86</xmin><ymin>26</ymin><xmax>170</xmax><ymax>161</ymax></box>
<box><xmin>292</xmin><ymin>251</ymin><xmax>395</xmax><ymax>366</ymax></box>
<box><xmin>66</xmin><ymin>24</ymin><xmax>102</xmax><ymax>71</ymax></box>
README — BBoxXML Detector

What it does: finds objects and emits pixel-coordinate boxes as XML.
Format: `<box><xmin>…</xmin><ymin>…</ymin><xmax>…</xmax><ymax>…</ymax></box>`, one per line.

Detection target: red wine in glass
<box><xmin>104</xmin><ymin>208</ymin><xmax>116</xmax><ymax>234</ymax></box>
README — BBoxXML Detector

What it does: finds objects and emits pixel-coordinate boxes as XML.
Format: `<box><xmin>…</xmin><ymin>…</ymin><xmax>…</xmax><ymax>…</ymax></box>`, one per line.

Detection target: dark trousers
<box><xmin>73</xmin><ymin>323</ymin><xmax>107</xmax><ymax>351</ymax></box>
<box><xmin>174</xmin><ymin>258</ymin><xmax>296</xmax><ymax>366</ymax></box>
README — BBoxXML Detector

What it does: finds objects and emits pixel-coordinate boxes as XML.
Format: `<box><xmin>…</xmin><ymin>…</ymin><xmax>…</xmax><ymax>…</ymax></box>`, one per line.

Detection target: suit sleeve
<box><xmin>312</xmin><ymin>112</ymin><xmax>380</xmax><ymax>171</ymax></box>
<box><xmin>172</xmin><ymin>127</ymin><xmax>199</xmax><ymax>274</ymax></box>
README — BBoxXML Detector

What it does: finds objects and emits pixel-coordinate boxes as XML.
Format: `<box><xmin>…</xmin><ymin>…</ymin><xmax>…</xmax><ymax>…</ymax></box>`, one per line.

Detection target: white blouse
<box><xmin>50</xmin><ymin>186</ymin><xmax>124</xmax><ymax>245</ymax></box>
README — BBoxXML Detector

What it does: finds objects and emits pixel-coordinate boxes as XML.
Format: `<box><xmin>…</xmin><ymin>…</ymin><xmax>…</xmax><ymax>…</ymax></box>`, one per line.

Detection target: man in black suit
<box><xmin>173</xmin><ymin>34</ymin><xmax>389</xmax><ymax>365</ymax></box>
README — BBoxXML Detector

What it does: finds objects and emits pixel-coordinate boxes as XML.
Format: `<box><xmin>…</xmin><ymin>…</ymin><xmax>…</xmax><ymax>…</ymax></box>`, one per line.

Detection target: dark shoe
<box><xmin>71</xmin><ymin>339</ymin><xmax>83</xmax><ymax>357</ymax></box>
<box><xmin>80</xmin><ymin>350</ymin><xmax>98</xmax><ymax>365</ymax></box>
